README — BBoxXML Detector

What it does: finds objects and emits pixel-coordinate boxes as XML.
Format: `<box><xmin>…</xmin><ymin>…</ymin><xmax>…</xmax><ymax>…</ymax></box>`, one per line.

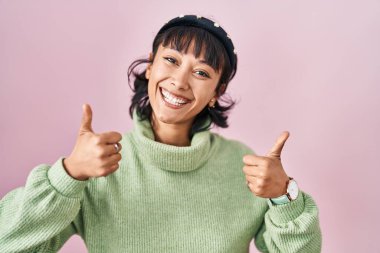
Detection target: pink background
<box><xmin>1</xmin><ymin>1</ymin><xmax>379</xmax><ymax>252</ymax></box>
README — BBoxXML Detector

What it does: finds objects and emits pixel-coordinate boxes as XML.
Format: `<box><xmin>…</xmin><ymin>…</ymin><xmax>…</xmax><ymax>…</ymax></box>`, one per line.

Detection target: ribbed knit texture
<box><xmin>0</xmin><ymin>112</ymin><xmax>322</xmax><ymax>253</ymax></box>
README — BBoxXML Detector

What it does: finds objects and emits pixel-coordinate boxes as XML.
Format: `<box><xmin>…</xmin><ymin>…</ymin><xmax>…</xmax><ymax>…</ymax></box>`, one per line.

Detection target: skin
<box><xmin>243</xmin><ymin>132</ymin><xmax>291</xmax><ymax>198</ymax></box>
<box><xmin>145</xmin><ymin>42</ymin><xmax>221</xmax><ymax>147</ymax></box>
<box><xmin>63</xmin><ymin>104</ymin><xmax>123</xmax><ymax>181</ymax></box>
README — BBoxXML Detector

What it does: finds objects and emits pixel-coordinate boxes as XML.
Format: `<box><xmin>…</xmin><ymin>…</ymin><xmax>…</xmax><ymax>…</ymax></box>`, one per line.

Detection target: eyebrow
<box><xmin>163</xmin><ymin>46</ymin><xmax>215</xmax><ymax>69</ymax></box>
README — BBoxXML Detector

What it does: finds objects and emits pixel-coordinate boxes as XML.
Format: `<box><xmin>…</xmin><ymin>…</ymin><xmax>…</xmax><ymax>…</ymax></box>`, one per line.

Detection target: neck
<box><xmin>150</xmin><ymin>113</ymin><xmax>192</xmax><ymax>147</ymax></box>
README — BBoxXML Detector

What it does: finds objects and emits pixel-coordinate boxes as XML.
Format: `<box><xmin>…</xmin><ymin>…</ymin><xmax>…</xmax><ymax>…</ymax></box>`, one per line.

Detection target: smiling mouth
<box><xmin>159</xmin><ymin>87</ymin><xmax>191</xmax><ymax>108</ymax></box>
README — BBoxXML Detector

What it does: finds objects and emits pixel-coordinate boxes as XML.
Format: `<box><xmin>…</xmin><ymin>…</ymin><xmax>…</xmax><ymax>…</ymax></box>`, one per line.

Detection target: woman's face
<box><xmin>145</xmin><ymin>42</ymin><xmax>222</xmax><ymax>127</ymax></box>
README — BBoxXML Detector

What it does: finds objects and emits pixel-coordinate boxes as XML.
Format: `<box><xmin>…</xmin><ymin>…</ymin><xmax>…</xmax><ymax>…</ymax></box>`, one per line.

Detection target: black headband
<box><xmin>155</xmin><ymin>14</ymin><xmax>237</xmax><ymax>70</ymax></box>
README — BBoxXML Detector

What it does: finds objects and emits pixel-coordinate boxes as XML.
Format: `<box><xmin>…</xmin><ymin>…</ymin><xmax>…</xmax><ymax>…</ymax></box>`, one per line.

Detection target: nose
<box><xmin>171</xmin><ymin>66</ymin><xmax>190</xmax><ymax>90</ymax></box>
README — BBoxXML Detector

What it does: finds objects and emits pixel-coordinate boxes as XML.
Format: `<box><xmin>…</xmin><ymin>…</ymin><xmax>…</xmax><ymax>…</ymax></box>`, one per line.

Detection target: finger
<box><xmin>108</xmin><ymin>163</ymin><xmax>120</xmax><ymax>171</ymax></box>
<box><xmin>266</xmin><ymin>131</ymin><xmax>290</xmax><ymax>159</ymax></box>
<box><xmin>246</xmin><ymin>176</ymin><xmax>258</xmax><ymax>191</ymax></box>
<box><xmin>245</xmin><ymin>174</ymin><xmax>258</xmax><ymax>184</ymax></box>
<box><xmin>99</xmin><ymin>143</ymin><xmax>122</xmax><ymax>157</ymax></box>
<box><xmin>242</xmin><ymin>165</ymin><xmax>264</xmax><ymax>177</ymax></box>
<box><xmin>98</xmin><ymin>131</ymin><xmax>123</xmax><ymax>144</ymax></box>
<box><xmin>243</xmin><ymin>154</ymin><xmax>269</xmax><ymax>166</ymax></box>
<box><xmin>79</xmin><ymin>103</ymin><xmax>94</xmax><ymax>133</ymax></box>
<box><xmin>102</xmin><ymin>152</ymin><xmax>122</xmax><ymax>168</ymax></box>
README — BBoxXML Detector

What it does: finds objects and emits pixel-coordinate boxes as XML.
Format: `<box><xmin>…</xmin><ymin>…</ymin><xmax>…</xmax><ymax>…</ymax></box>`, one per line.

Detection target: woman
<box><xmin>0</xmin><ymin>15</ymin><xmax>322</xmax><ymax>252</ymax></box>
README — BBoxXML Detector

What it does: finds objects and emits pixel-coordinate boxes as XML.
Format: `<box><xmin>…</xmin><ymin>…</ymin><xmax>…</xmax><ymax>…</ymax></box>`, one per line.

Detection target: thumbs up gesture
<box><xmin>242</xmin><ymin>132</ymin><xmax>290</xmax><ymax>198</ymax></box>
<box><xmin>63</xmin><ymin>104</ymin><xmax>123</xmax><ymax>181</ymax></box>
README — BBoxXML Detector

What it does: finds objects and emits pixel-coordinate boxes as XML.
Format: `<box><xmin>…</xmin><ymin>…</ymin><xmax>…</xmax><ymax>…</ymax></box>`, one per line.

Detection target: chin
<box><xmin>154</xmin><ymin>110</ymin><xmax>184</xmax><ymax>124</ymax></box>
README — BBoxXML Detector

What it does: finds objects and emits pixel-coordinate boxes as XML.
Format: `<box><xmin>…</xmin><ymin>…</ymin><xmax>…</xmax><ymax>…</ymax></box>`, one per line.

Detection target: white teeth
<box><xmin>161</xmin><ymin>88</ymin><xmax>188</xmax><ymax>106</ymax></box>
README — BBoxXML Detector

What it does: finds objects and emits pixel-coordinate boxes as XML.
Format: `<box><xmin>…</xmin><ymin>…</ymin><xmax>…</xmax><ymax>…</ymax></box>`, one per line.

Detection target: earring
<box><xmin>209</xmin><ymin>98</ymin><xmax>216</xmax><ymax>108</ymax></box>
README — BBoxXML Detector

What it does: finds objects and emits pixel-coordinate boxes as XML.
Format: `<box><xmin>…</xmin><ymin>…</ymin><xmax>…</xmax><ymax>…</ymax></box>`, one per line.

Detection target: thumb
<box><xmin>79</xmin><ymin>103</ymin><xmax>94</xmax><ymax>133</ymax></box>
<box><xmin>266</xmin><ymin>131</ymin><xmax>290</xmax><ymax>159</ymax></box>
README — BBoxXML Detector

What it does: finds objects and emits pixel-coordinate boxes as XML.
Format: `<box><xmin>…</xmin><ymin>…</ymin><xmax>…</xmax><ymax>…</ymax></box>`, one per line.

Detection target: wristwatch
<box><xmin>270</xmin><ymin>177</ymin><xmax>299</xmax><ymax>205</ymax></box>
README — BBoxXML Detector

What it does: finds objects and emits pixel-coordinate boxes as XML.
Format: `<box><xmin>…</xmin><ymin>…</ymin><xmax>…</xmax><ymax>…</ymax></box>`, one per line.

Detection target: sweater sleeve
<box><xmin>254</xmin><ymin>191</ymin><xmax>322</xmax><ymax>253</ymax></box>
<box><xmin>0</xmin><ymin>156</ymin><xmax>88</xmax><ymax>253</ymax></box>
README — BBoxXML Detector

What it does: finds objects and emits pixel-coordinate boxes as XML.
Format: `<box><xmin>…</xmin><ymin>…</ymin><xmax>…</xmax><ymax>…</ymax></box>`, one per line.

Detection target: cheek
<box><xmin>192</xmin><ymin>85</ymin><xmax>216</xmax><ymax>105</ymax></box>
<box><xmin>150</xmin><ymin>63</ymin><xmax>168</xmax><ymax>80</ymax></box>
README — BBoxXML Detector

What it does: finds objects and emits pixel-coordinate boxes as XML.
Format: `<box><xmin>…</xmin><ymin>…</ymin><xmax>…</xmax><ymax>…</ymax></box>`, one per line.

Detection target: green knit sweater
<box><xmin>0</xmin><ymin>112</ymin><xmax>322</xmax><ymax>253</ymax></box>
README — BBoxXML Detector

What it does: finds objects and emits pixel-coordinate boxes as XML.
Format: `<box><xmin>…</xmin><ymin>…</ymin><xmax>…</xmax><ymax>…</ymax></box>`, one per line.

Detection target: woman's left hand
<box><xmin>242</xmin><ymin>131</ymin><xmax>290</xmax><ymax>198</ymax></box>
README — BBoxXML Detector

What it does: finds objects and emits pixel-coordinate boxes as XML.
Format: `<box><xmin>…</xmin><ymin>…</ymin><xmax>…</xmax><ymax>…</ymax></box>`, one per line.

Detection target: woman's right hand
<box><xmin>63</xmin><ymin>103</ymin><xmax>123</xmax><ymax>181</ymax></box>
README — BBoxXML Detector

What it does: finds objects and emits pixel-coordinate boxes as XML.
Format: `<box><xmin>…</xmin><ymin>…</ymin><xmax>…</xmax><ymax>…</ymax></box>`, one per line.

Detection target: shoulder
<box><xmin>210</xmin><ymin>132</ymin><xmax>255</xmax><ymax>157</ymax></box>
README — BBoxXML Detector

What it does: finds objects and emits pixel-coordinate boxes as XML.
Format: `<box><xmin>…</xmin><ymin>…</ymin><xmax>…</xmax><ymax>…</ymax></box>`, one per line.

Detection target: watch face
<box><xmin>288</xmin><ymin>180</ymin><xmax>299</xmax><ymax>200</ymax></box>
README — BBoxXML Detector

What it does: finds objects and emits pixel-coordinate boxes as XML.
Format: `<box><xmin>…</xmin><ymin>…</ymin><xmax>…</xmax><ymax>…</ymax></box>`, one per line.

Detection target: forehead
<box><xmin>157</xmin><ymin>42</ymin><xmax>220</xmax><ymax>73</ymax></box>
<box><xmin>156</xmin><ymin>27</ymin><xmax>226</xmax><ymax>72</ymax></box>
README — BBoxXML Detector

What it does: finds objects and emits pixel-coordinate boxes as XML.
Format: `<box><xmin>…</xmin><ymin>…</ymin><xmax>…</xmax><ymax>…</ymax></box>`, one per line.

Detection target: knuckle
<box><xmin>252</xmin><ymin>185</ymin><xmax>263</xmax><ymax>195</ymax></box>
<box><xmin>258</xmin><ymin>171</ymin><xmax>265</xmax><ymax>178</ymax></box>
<box><xmin>252</xmin><ymin>187</ymin><xmax>261</xmax><ymax>196</ymax></box>
<box><xmin>256</xmin><ymin>179</ymin><xmax>265</xmax><ymax>189</ymax></box>
<box><xmin>98</xmin><ymin>159</ymin><xmax>108</xmax><ymax>168</ymax></box>
<box><xmin>95</xmin><ymin>147</ymin><xmax>105</xmax><ymax>157</ymax></box>
<box><xmin>96</xmin><ymin>169</ymin><xmax>108</xmax><ymax>177</ymax></box>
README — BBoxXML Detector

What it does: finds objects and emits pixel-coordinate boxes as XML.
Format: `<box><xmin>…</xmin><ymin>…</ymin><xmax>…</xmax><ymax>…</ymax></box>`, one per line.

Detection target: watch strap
<box><xmin>270</xmin><ymin>194</ymin><xmax>290</xmax><ymax>205</ymax></box>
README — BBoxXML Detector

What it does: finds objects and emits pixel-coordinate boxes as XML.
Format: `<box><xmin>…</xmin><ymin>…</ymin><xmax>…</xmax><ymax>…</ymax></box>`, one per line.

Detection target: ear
<box><xmin>208</xmin><ymin>93</ymin><xmax>218</xmax><ymax>107</ymax></box>
<box><xmin>145</xmin><ymin>53</ymin><xmax>153</xmax><ymax>80</ymax></box>
<box><xmin>145</xmin><ymin>64</ymin><xmax>151</xmax><ymax>80</ymax></box>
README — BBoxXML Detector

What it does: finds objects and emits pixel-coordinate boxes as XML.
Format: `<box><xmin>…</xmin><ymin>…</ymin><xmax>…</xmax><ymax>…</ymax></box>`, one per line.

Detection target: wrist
<box><xmin>270</xmin><ymin>177</ymin><xmax>299</xmax><ymax>205</ymax></box>
<box><xmin>280</xmin><ymin>176</ymin><xmax>290</xmax><ymax>195</ymax></box>
<box><xmin>63</xmin><ymin>157</ymin><xmax>89</xmax><ymax>181</ymax></box>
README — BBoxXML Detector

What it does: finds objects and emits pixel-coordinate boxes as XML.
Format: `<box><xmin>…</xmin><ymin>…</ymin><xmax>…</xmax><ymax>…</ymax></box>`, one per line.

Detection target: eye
<box><xmin>195</xmin><ymin>70</ymin><xmax>210</xmax><ymax>78</ymax></box>
<box><xmin>163</xmin><ymin>57</ymin><xmax>177</xmax><ymax>64</ymax></box>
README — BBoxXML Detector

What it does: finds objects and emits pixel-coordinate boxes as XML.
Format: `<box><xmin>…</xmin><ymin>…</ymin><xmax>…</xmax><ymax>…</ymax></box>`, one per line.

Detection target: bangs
<box><xmin>154</xmin><ymin>26</ymin><xmax>228</xmax><ymax>73</ymax></box>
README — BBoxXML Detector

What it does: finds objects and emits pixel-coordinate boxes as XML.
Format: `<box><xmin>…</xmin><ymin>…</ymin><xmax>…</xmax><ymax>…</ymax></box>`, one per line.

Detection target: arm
<box><xmin>0</xmin><ymin>156</ymin><xmax>88</xmax><ymax>252</ymax></box>
<box><xmin>254</xmin><ymin>191</ymin><xmax>322</xmax><ymax>253</ymax></box>
<box><xmin>238</xmin><ymin>132</ymin><xmax>322</xmax><ymax>252</ymax></box>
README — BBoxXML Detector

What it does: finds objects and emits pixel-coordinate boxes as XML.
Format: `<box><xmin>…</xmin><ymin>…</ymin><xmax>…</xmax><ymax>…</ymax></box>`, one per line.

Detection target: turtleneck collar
<box><xmin>131</xmin><ymin>109</ymin><xmax>215</xmax><ymax>173</ymax></box>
